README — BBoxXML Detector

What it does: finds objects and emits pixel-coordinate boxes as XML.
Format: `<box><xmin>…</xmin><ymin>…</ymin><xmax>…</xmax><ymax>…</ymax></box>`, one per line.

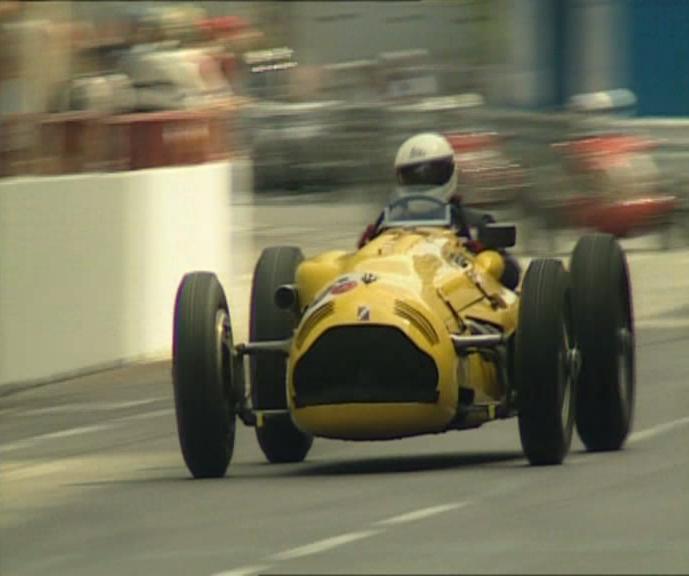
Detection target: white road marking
<box><xmin>270</xmin><ymin>530</ymin><xmax>382</xmax><ymax>561</ymax></box>
<box><xmin>1</xmin><ymin>424</ymin><xmax>116</xmax><ymax>453</ymax></box>
<box><xmin>211</xmin><ymin>565</ymin><xmax>273</xmax><ymax>576</ymax></box>
<box><xmin>17</xmin><ymin>398</ymin><xmax>167</xmax><ymax>417</ymax></box>
<box><xmin>629</xmin><ymin>415</ymin><xmax>689</xmax><ymax>444</ymax></box>
<box><xmin>0</xmin><ymin>409</ymin><xmax>174</xmax><ymax>453</ymax></box>
<box><xmin>115</xmin><ymin>408</ymin><xmax>175</xmax><ymax>422</ymax></box>
<box><xmin>373</xmin><ymin>502</ymin><xmax>469</xmax><ymax>527</ymax></box>
<box><xmin>209</xmin><ymin>408</ymin><xmax>689</xmax><ymax>576</ymax></box>
<box><xmin>2</xmin><ymin>459</ymin><xmax>74</xmax><ymax>481</ymax></box>
<box><xmin>217</xmin><ymin>500</ymin><xmax>470</xmax><ymax>574</ymax></box>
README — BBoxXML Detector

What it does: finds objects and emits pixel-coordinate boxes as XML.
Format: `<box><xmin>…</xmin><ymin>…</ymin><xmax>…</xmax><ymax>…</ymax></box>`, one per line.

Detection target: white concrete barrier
<box><xmin>0</xmin><ymin>160</ymin><xmax>250</xmax><ymax>390</ymax></box>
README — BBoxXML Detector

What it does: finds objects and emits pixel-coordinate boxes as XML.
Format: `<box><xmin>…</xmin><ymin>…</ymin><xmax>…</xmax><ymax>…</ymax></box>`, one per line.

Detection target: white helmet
<box><xmin>394</xmin><ymin>132</ymin><xmax>457</xmax><ymax>202</ymax></box>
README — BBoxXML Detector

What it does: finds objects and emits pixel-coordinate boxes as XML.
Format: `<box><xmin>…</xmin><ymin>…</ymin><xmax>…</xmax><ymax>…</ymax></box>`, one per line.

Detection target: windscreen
<box><xmin>380</xmin><ymin>194</ymin><xmax>452</xmax><ymax>228</ymax></box>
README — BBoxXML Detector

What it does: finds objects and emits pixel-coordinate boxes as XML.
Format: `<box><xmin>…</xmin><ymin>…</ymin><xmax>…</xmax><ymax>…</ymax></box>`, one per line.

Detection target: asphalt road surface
<box><xmin>2</xmin><ymin>189</ymin><xmax>689</xmax><ymax>576</ymax></box>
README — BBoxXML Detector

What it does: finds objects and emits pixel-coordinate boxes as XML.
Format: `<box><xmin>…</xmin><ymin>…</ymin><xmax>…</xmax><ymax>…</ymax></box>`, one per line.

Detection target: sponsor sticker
<box><xmin>330</xmin><ymin>279</ymin><xmax>358</xmax><ymax>295</ymax></box>
<box><xmin>305</xmin><ymin>275</ymin><xmax>358</xmax><ymax>314</ymax></box>
<box><xmin>357</xmin><ymin>305</ymin><xmax>371</xmax><ymax>321</ymax></box>
<box><xmin>361</xmin><ymin>272</ymin><xmax>378</xmax><ymax>285</ymax></box>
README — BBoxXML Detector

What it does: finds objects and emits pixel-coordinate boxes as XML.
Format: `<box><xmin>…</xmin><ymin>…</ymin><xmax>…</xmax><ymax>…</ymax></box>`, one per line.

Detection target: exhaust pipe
<box><xmin>274</xmin><ymin>284</ymin><xmax>298</xmax><ymax>311</ymax></box>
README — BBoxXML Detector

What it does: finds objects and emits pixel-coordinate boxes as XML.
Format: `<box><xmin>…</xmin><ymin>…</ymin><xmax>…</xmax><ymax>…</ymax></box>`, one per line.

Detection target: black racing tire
<box><xmin>570</xmin><ymin>233</ymin><xmax>635</xmax><ymax>451</ymax></box>
<box><xmin>173</xmin><ymin>272</ymin><xmax>236</xmax><ymax>478</ymax></box>
<box><xmin>516</xmin><ymin>259</ymin><xmax>576</xmax><ymax>465</ymax></box>
<box><xmin>256</xmin><ymin>413</ymin><xmax>313</xmax><ymax>464</ymax></box>
<box><xmin>250</xmin><ymin>246</ymin><xmax>313</xmax><ymax>463</ymax></box>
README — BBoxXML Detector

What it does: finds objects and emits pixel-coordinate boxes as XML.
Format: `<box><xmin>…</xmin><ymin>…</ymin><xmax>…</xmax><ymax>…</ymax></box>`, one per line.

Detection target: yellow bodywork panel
<box><xmin>293</xmin><ymin>404</ymin><xmax>455</xmax><ymax>440</ymax></box>
<box><xmin>287</xmin><ymin>227</ymin><xmax>519</xmax><ymax>440</ymax></box>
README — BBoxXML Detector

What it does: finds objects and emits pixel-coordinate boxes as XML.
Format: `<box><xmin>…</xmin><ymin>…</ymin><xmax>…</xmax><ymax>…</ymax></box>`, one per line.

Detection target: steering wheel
<box><xmin>386</xmin><ymin>194</ymin><xmax>447</xmax><ymax>213</ymax></box>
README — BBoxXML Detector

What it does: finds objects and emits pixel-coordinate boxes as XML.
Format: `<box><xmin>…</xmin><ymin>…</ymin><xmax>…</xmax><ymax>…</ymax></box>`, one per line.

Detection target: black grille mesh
<box><xmin>293</xmin><ymin>325</ymin><xmax>439</xmax><ymax>407</ymax></box>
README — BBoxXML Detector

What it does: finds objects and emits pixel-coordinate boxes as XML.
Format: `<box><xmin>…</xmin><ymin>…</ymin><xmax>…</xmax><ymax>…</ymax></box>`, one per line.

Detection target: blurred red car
<box><xmin>552</xmin><ymin>134</ymin><xmax>679</xmax><ymax>238</ymax></box>
<box><xmin>444</xmin><ymin>131</ymin><xmax>528</xmax><ymax>210</ymax></box>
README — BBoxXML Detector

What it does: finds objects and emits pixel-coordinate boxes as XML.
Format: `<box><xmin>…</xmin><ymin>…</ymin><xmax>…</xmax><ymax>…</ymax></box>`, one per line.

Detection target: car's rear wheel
<box><xmin>516</xmin><ymin>259</ymin><xmax>576</xmax><ymax>465</ymax></box>
<box><xmin>570</xmin><ymin>233</ymin><xmax>635</xmax><ymax>451</ymax></box>
<box><xmin>173</xmin><ymin>272</ymin><xmax>236</xmax><ymax>478</ymax></box>
<box><xmin>251</xmin><ymin>246</ymin><xmax>313</xmax><ymax>463</ymax></box>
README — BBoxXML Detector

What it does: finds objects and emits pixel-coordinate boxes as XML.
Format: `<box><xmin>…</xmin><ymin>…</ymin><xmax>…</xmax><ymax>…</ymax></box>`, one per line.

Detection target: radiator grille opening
<box><xmin>293</xmin><ymin>325</ymin><xmax>439</xmax><ymax>407</ymax></box>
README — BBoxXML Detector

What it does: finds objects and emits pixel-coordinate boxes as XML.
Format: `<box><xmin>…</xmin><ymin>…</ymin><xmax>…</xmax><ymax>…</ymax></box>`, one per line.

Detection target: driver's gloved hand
<box><xmin>464</xmin><ymin>239</ymin><xmax>485</xmax><ymax>253</ymax></box>
<box><xmin>358</xmin><ymin>223</ymin><xmax>377</xmax><ymax>249</ymax></box>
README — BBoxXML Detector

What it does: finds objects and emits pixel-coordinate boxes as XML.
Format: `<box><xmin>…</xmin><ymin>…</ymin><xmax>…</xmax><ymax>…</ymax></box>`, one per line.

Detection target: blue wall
<box><xmin>631</xmin><ymin>0</ymin><xmax>689</xmax><ymax>116</ymax></box>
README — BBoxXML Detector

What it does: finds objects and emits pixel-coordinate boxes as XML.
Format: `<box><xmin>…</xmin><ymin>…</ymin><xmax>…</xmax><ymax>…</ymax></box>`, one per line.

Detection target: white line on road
<box><xmin>270</xmin><ymin>530</ymin><xmax>382</xmax><ymax>561</ymax></box>
<box><xmin>215</xmin><ymin>501</ymin><xmax>468</xmax><ymax>575</ymax></box>
<box><xmin>209</xmin><ymin>410</ymin><xmax>689</xmax><ymax>576</ymax></box>
<box><xmin>1</xmin><ymin>409</ymin><xmax>174</xmax><ymax>453</ymax></box>
<box><xmin>16</xmin><ymin>398</ymin><xmax>168</xmax><ymax>417</ymax></box>
<box><xmin>1</xmin><ymin>424</ymin><xmax>116</xmax><ymax>453</ymax></box>
<box><xmin>373</xmin><ymin>501</ymin><xmax>469</xmax><ymax>527</ymax></box>
<box><xmin>629</xmin><ymin>415</ymin><xmax>689</xmax><ymax>444</ymax></box>
<box><xmin>115</xmin><ymin>408</ymin><xmax>175</xmax><ymax>422</ymax></box>
<box><xmin>2</xmin><ymin>459</ymin><xmax>75</xmax><ymax>481</ymax></box>
<box><xmin>211</xmin><ymin>565</ymin><xmax>273</xmax><ymax>576</ymax></box>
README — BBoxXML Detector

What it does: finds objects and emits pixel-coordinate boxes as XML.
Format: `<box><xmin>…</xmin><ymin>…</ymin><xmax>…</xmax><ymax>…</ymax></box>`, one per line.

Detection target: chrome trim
<box><xmin>235</xmin><ymin>339</ymin><xmax>292</xmax><ymax>356</ymax></box>
<box><xmin>451</xmin><ymin>333</ymin><xmax>505</xmax><ymax>350</ymax></box>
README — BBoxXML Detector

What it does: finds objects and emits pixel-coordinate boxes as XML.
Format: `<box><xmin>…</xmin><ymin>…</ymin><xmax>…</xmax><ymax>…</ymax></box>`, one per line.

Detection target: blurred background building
<box><xmin>3</xmin><ymin>0</ymin><xmax>688</xmax><ymax>117</ymax></box>
<box><xmin>1</xmin><ymin>0</ymin><xmax>689</xmax><ymax>181</ymax></box>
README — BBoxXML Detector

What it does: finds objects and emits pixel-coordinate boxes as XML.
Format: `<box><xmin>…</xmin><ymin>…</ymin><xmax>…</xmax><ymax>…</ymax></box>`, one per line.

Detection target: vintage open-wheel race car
<box><xmin>171</xmin><ymin>195</ymin><xmax>635</xmax><ymax>478</ymax></box>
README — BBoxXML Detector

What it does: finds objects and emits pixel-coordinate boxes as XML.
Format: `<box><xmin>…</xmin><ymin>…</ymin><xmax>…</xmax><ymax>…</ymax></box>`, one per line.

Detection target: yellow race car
<box><xmin>172</xmin><ymin>195</ymin><xmax>635</xmax><ymax>478</ymax></box>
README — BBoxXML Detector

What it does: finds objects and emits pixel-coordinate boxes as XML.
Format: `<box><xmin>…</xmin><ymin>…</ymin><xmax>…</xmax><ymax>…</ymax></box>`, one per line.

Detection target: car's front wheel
<box><xmin>172</xmin><ymin>272</ymin><xmax>236</xmax><ymax>478</ymax></box>
<box><xmin>515</xmin><ymin>259</ymin><xmax>577</xmax><ymax>465</ymax></box>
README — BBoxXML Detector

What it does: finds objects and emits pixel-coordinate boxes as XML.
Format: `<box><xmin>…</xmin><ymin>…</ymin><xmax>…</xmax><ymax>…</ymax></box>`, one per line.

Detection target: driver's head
<box><xmin>394</xmin><ymin>133</ymin><xmax>457</xmax><ymax>202</ymax></box>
